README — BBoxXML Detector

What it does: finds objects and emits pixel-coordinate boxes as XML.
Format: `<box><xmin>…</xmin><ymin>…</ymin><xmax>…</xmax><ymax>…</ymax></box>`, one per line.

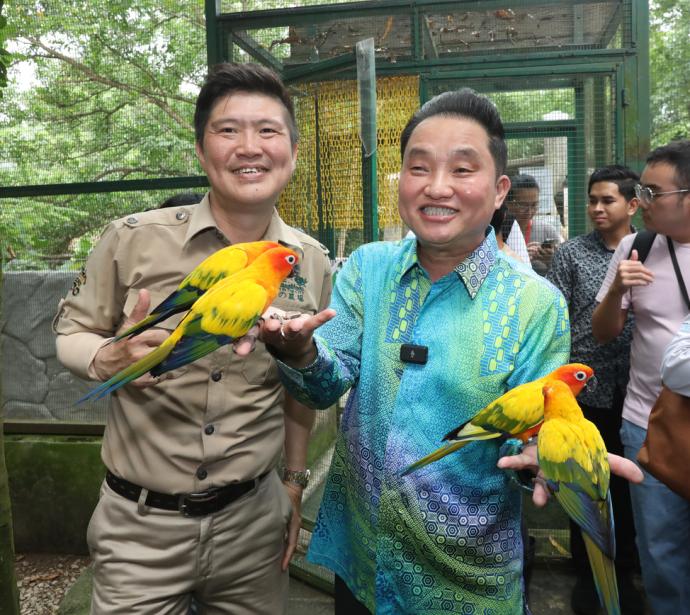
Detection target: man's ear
<box><xmin>495</xmin><ymin>175</ymin><xmax>511</xmax><ymax>207</ymax></box>
<box><xmin>628</xmin><ymin>196</ymin><xmax>640</xmax><ymax>216</ymax></box>
<box><xmin>291</xmin><ymin>142</ymin><xmax>299</xmax><ymax>173</ymax></box>
<box><xmin>195</xmin><ymin>141</ymin><xmax>206</xmax><ymax>169</ymax></box>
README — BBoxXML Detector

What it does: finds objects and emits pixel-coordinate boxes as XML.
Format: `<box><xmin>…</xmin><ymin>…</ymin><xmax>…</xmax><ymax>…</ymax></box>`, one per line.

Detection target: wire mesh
<box><xmin>221</xmin><ymin>0</ymin><xmax>631</xmax><ymax>69</ymax></box>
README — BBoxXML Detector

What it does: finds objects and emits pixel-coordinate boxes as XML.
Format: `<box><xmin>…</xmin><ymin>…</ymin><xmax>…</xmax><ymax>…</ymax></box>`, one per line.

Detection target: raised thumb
<box><xmin>629</xmin><ymin>249</ymin><xmax>639</xmax><ymax>262</ymax></box>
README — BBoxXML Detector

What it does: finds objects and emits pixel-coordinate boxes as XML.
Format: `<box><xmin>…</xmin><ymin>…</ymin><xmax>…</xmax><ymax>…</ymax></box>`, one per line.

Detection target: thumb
<box><xmin>124</xmin><ymin>289</ymin><xmax>151</xmax><ymax>326</ymax></box>
<box><xmin>629</xmin><ymin>249</ymin><xmax>639</xmax><ymax>262</ymax></box>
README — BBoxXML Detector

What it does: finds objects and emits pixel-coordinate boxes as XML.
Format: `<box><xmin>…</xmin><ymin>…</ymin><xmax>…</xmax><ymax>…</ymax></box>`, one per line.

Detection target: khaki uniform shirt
<box><xmin>54</xmin><ymin>195</ymin><xmax>331</xmax><ymax>494</ymax></box>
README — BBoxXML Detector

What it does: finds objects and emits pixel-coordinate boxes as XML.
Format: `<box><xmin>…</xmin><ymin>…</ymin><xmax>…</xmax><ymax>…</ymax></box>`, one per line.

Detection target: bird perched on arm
<box><xmin>538</xmin><ymin>380</ymin><xmax>620</xmax><ymax>615</ymax></box>
<box><xmin>110</xmin><ymin>240</ymin><xmax>282</xmax><ymax>343</ymax></box>
<box><xmin>78</xmin><ymin>245</ymin><xmax>298</xmax><ymax>403</ymax></box>
<box><xmin>401</xmin><ymin>363</ymin><xmax>594</xmax><ymax>476</ymax></box>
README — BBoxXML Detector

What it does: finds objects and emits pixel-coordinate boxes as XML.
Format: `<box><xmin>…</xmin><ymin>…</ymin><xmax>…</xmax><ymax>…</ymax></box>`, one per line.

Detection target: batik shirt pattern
<box><xmin>547</xmin><ymin>230</ymin><xmax>634</xmax><ymax>407</ymax></box>
<box><xmin>279</xmin><ymin>233</ymin><xmax>570</xmax><ymax>614</ymax></box>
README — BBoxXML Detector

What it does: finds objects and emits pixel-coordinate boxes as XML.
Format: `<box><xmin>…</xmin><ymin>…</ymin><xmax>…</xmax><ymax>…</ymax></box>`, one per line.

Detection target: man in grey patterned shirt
<box><xmin>547</xmin><ymin>165</ymin><xmax>644</xmax><ymax>615</ymax></box>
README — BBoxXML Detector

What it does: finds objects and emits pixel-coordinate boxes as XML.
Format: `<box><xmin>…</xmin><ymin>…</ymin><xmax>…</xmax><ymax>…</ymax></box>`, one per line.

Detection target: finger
<box><xmin>531</xmin><ymin>478</ymin><xmax>550</xmax><ymax>507</ymax></box>
<box><xmin>232</xmin><ymin>334</ymin><xmax>257</xmax><ymax>357</ymax></box>
<box><xmin>285</xmin><ymin>309</ymin><xmax>336</xmax><ymax>337</ymax></box>
<box><xmin>608</xmin><ymin>453</ymin><xmax>644</xmax><ymax>483</ymax></box>
<box><xmin>125</xmin><ymin>289</ymin><xmax>151</xmax><ymax>326</ymax></box>
<box><xmin>630</xmin><ymin>248</ymin><xmax>639</xmax><ymax>262</ymax></box>
<box><xmin>496</xmin><ymin>452</ymin><xmax>538</xmax><ymax>473</ymax></box>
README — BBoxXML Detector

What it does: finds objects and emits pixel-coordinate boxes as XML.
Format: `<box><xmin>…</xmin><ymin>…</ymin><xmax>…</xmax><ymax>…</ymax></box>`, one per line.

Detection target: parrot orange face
<box><xmin>549</xmin><ymin>363</ymin><xmax>595</xmax><ymax>397</ymax></box>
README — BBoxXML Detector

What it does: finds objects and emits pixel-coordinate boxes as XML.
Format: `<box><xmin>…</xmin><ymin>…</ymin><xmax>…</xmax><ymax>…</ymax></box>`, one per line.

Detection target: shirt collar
<box><xmin>453</xmin><ymin>229</ymin><xmax>498</xmax><ymax>299</ymax></box>
<box><xmin>396</xmin><ymin>229</ymin><xmax>498</xmax><ymax>299</ymax></box>
<box><xmin>183</xmin><ymin>194</ymin><xmax>305</xmax><ymax>254</ymax></box>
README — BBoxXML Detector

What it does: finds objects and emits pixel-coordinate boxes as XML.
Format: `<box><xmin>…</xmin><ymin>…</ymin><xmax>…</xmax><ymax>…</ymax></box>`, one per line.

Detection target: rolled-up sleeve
<box><xmin>53</xmin><ymin>223</ymin><xmax>125</xmax><ymax>380</ymax></box>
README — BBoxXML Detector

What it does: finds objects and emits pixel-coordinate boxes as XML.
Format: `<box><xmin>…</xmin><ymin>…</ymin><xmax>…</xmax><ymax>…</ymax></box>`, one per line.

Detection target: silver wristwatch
<box><xmin>282</xmin><ymin>468</ymin><xmax>310</xmax><ymax>488</ymax></box>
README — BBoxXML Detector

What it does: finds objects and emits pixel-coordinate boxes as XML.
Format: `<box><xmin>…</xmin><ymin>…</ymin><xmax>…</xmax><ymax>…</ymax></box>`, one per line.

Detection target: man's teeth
<box><xmin>422</xmin><ymin>206</ymin><xmax>455</xmax><ymax>216</ymax></box>
<box><xmin>236</xmin><ymin>168</ymin><xmax>263</xmax><ymax>174</ymax></box>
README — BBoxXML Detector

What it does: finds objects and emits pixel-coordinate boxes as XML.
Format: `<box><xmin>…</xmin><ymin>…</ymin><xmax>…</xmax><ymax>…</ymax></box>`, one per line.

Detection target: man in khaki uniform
<box><xmin>54</xmin><ymin>63</ymin><xmax>331</xmax><ymax>614</ymax></box>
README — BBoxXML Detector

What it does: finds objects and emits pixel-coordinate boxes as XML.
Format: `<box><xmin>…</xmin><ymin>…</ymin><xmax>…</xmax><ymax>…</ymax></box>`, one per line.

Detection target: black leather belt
<box><xmin>105</xmin><ymin>470</ymin><xmax>269</xmax><ymax>517</ymax></box>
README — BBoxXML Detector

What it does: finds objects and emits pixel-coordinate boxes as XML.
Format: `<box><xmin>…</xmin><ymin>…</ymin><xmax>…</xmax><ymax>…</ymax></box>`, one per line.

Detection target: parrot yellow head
<box><xmin>551</xmin><ymin>363</ymin><xmax>594</xmax><ymax>396</ymax></box>
<box><xmin>542</xmin><ymin>380</ymin><xmax>584</xmax><ymax>421</ymax></box>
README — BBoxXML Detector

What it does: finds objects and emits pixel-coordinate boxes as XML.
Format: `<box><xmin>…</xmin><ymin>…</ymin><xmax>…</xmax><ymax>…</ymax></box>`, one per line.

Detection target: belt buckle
<box><xmin>178</xmin><ymin>490</ymin><xmax>218</xmax><ymax>517</ymax></box>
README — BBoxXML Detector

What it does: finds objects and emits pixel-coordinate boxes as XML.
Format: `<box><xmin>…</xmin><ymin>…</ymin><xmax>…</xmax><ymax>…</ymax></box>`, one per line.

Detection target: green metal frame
<box><xmin>205</xmin><ymin>0</ymin><xmax>649</xmax><ymax>244</ymax></box>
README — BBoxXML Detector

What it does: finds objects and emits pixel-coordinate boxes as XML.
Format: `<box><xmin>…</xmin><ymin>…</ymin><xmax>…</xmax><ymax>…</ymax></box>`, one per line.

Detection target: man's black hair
<box><xmin>159</xmin><ymin>192</ymin><xmax>205</xmax><ymax>208</ymax></box>
<box><xmin>489</xmin><ymin>202</ymin><xmax>516</xmax><ymax>243</ymax></box>
<box><xmin>587</xmin><ymin>165</ymin><xmax>639</xmax><ymax>201</ymax></box>
<box><xmin>400</xmin><ymin>89</ymin><xmax>507</xmax><ymax>177</ymax></box>
<box><xmin>506</xmin><ymin>174</ymin><xmax>539</xmax><ymax>202</ymax></box>
<box><xmin>645</xmin><ymin>139</ymin><xmax>690</xmax><ymax>190</ymax></box>
<box><xmin>194</xmin><ymin>62</ymin><xmax>298</xmax><ymax>147</ymax></box>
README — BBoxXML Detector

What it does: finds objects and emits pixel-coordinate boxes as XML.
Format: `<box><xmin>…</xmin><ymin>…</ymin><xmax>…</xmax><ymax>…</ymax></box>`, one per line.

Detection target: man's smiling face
<box><xmin>398</xmin><ymin>114</ymin><xmax>508</xmax><ymax>253</ymax></box>
<box><xmin>195</xmin><ymin>91</ymin><xmax>297</xmax><ymax>213</ymax></box>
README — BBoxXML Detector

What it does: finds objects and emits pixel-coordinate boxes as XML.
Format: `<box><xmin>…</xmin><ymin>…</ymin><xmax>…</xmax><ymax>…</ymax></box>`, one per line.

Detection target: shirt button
<box><xmin>204</xmin><ymin>424</ymin><xmax>215</xmax><ymax>436</ymax></box>
<box><xmin>175</xmin><ymin>211</ymin><xmax>187</xmax><ymax>221</ymax></box>
<box><xmin>211</xmin><ymin>370</ymin><xmax>222</xmax><ymax>382</ymax></box>
<box><xmin>196</xmin><ymin>468</ymin><xmax>208</xmax><ymax>480</ymax></box>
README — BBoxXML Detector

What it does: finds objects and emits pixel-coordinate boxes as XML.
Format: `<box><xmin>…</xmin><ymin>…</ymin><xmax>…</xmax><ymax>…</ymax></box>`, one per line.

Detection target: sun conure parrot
<box><xmin>538</xmin><ymin>380</ymin><xmax>620</xmax><ymax>615</ymax></box>
<box><xmin>400</xmin><ymin>363</ymin><xmax>594</xmax><ymax>476</ymax></box>
<box><xmin>110</xmin><ymin>240</ymin><xmax>282</xmax><ymax>343</ymax></box>
<box><xmin>78</xmin><ymin>245</ymin><xmax>298</xmax><ymax>403</ymax></box>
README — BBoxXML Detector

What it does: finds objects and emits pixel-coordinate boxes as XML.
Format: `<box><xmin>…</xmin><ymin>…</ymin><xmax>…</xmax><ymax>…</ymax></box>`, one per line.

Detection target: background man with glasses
<box><xmin>592</xmin><ymin>139</ymin><xmax>690</xmax><ymax>615</ymax></box>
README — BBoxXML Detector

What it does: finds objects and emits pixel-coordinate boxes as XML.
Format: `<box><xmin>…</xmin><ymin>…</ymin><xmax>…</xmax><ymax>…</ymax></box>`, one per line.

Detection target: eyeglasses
<box><xmin>634</xmin><ymin>184</ymin><xmax>690</xmax><ymax>205</ymax></box>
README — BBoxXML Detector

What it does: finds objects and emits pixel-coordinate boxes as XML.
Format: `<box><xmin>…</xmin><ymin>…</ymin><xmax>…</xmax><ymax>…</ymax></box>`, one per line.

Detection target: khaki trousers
<box><xmin>87</xmin><ymin>471</ymin><xmax>291</xmax><ymax>614</ymax></box>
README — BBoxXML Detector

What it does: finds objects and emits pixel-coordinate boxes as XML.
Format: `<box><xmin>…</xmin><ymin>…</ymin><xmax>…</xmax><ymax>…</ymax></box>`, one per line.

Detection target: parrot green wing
<box><xmin>469</xmin><ymin>379</ymin><xmax>545</xmax><ymax>435</ymax></box>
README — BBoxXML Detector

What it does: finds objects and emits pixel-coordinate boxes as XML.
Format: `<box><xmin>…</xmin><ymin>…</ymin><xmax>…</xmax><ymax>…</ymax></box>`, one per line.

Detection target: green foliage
<box><xmin>650</xmin><ymin>0</ymin><xmax>690</xmax><ymax>146</ymax></box>
<box><xmin>1</xmin><ymin>1</ymin><xmax>207</xmax><ymax>268</ymax></box>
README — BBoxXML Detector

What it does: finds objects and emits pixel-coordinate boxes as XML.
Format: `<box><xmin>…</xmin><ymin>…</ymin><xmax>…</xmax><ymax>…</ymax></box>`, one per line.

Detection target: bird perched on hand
<box><xmin>538</xmin><ymin>380</ymin><xmax>620</xmax><ymax>615</ymax></box>
<box><xmin>78</xmin><ymin>245</ymin><xmax>298</xmax><ymax>403</ymax></box>
<box><xmin>401</xmin><ymin>363</ymin><xmax>594</xmax><ymax>476</ymax></box>
<box><xmin>110</xmin><ymin>240</ymin><xmax>282</xmax><ymax>343</ymax></box>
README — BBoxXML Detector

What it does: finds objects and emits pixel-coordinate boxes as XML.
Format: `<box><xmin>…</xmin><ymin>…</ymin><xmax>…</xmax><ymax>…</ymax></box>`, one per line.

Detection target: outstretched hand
<box><xmin>497</xmin><ymin>444</ymin><xmax>644</xmax><ymax>506</ymax></box>
<box><xmin>92</xmin><ymin>289</ymin><xmax>170</xmax><ymax>386</ymax></box>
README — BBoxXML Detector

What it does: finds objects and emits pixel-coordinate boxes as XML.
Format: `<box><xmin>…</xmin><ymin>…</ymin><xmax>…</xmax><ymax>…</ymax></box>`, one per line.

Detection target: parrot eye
<box><xmin>574</xmin><ymin>371</ymin><xmax>587</xmax><ymax>381</ymax></box>
<box><xmin>285</xmin><ymin>255</ymin><xmax>297</xmax><ymax>265</ymax></box>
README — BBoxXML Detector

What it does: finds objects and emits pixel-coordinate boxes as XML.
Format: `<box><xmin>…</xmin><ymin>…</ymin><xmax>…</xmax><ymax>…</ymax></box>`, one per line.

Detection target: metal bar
<box><xmin>572</xmin><ymin>80</ymin><xmax>587</xmax><ymax>237</ymax></box>
<box><xmin>219</xmin><ymin>0</ymin><xmax>600</xmax><ymax>26</ymax></box>
<box><xmin>231</xmin><ymin>30</ymin><xmax>284</xmax><ymax>74</ymax></box>
<box><xmin>0</xmin><ymin>176</ymin><xmax>209</xmax><ymax>199</ymax></box>
<box><xmin>283</xmin><ymin>51</ymin><xmax>356</xmax><ymax>83</ymax></box>
<box><xmin>597</xmin><ymin>0</ymin><xmax>624</xmax><ymax>48</ymax></box>
<box><xmin>205</xmin><ymin>0</ymin><xmax>223</xmax><ymax>66</ymax></box>
<box><xmin>3</xmin><ymin>421</ymin><xmax>105</xmax><ymax>436</ymax></box>
<box><xmin>622</xmin><ymin>0</ymin><xmax>649</xmax><ymax>171</ymax></box>
<box><xmin>356</xmin><ymin>38</ymin><xmax>378</xmax><ymax>244</ymax></box>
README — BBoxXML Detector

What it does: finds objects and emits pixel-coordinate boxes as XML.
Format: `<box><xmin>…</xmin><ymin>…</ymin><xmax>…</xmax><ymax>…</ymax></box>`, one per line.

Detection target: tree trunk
<box><xmin>0</xmin><ymin>266</ymin><xmax>20</xmax><ymax>613</ymax></box>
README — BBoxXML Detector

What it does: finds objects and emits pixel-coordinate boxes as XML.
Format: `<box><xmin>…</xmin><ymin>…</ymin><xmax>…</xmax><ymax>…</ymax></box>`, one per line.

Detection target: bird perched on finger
<box><xmin>78</xmin><ymin>246</ymin><xmax>299</xmax><ymax>403</ymax></box>
<box><xmin>538</xmin><ymin>380</ymin><xmax>620</xmax><ymax>615</ymax></box>
<box><xmin>110</xmin><ymin>240</ymin><xmax>282</xmax><ymax>344</ymax></box>
<box><xmin>401</xmin><ymin>363</ymin><xmax>594</xmax><ymax>476</ymax></box>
